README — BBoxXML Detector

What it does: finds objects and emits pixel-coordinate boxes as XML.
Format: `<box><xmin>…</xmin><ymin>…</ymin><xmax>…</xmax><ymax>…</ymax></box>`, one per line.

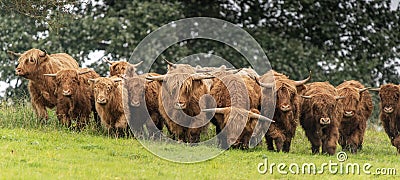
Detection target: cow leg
<box><xmin>266</xmin><ymin>125</ymin><xmax>285</xmax><ymax>152</ymax></box>
<box><xmin>322</xmin><ymin>127</ymin><xmax>339</xmax><ymax>155</ymax></box>
<box><xmin>265</xmin><ymin>136</ymin><xmax>274</xmax><ymax>151</ymax></box>
<box><xmin>348</xmin><ymin>131</ymin><xmax>361</xmax><ymax>153</ymax></box>
<box><xmin>282</xmin><ymin>138</ymin><xmax>292</xmax><ymax>153</ymax></box>
<box><xmin>29</xmin><ymin>82</ymin><xmax>49</xmax><ymax>122</ymax></box>
<box><xmin>304</xmin><ymin>130</ymin><xmax>321</xmax><ymax>154</ymax></box>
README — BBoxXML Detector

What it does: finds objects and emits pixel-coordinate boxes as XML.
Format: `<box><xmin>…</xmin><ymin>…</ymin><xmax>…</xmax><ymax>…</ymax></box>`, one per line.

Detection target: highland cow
<box><xmin>300</xmin><ymin>82</ymin><xmax>344</xmax><ymax>155</ymax></box>
<box><xmin>103</xmin><ymin>57</ymin><xmax>142</xmax><ymax>77</ymax></box>
<box><xmin>89</xmin><ymin>77</ymin><xmax>127</xmax><ymax>137</ymax></box>
<box><xmin>15</xmin><ymin>48</ymin><xmax>79</xmax><ymax>121</ymax></box>
<box><xmin>44</xmin><ymin>68</ymin><xmax>100</xmax><ymax>129</ymax></box>
<box><xmin>336</xmin><ymin>80</ymin><xmax>372</xmax><ymax>153</ymax></box>
<box><xmin>257</xmin><ymin>70</ymin><xmax>310</xmax><ymax>152</ymax></box>
<box><xmin>371</xmin><ymin>84</ymin><xmax>400</xmax><ymax>153</ymax></box>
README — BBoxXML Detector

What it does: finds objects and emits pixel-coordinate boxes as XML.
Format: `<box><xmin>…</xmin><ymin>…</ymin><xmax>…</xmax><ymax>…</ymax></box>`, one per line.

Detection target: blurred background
<box><xmin>0</xmin><ymin>0</ymin><xmax>399</xmax><ymax>124</ymax></box>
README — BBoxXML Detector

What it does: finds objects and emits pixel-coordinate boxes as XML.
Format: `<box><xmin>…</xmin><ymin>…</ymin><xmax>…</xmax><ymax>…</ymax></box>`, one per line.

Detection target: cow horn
<box><xmin>39</xmin><ymin>49</ymin><xmax>47</xmax><ymax>57</ymax></box>
<box><xmin>132</xmin><ymin>61</ymin><xmax>143</xmax><ymax>67</ymax></box>
<box><xmin>301</xmin><ymin>95</ymin><xmax>312</xmax><ymax>99</ymax></box>
<box><xmin>293</xmin><ymin>71</ymin><xmax>311</xmax><ymax>86</ymax></box>
<box><xmin>358</xmin><ymin>87</ymin><xmax>370</xmax><ymax>93</ymax></box>
<box><xmin>248</xmin><ymin>112</ymin><xmax>275</xmax><ymax>122</ymax></box>
<box><xmin>228</xmin><ymin>68</ymin><xmax>241</xmax><ymax>74</ymax></box>
<box><xmin>335</xmin><ymin>96</ymin><xmax>346</xmax><ymax>100</ymax></box>
<box><xmin>163</xmin><ymin>58</ymin><xmax>177</xmax><ymax>68</ymax></box>
<box><xmin>146</xmin><ymin>75</ymin><xmax>166</xmax><ymax>81</ymax></box>
<box><xmin>191</xmin><ymin>73</ymin><xmax>215</xmax><ymax>80</ymax></box>
<box><xmin>369</xmin><ymin>88</ymin><xmax>380</xmax><ymax>92</ymax></box>
<box><xmin>201</xmin><ymin>108</ymin><xmax>228</xmax><ymax>114</ymax></box>
<box><xmin>113</xmin><ymin>78</ymin><xmax>123</xmax><ymax>83</ymax></box>
<box><xmin>7</xmin><ymin>50</ymin><xmax>21</xmax><ymax>57</ymax></box>
<box><xmin>78</xmin><ymin>69</ymin><xmax>93</xmax><ymax>75</ymax></box>
<box><xmin>88</xmin><ymin>79</ymin><xmax>98</xmax><ymax>83</ymax></box>
<box><xmin>102</xmin><ymin>57</ymin><xmax>113</xmax><ymax>64</ymax></box>
<box><xmin>43</xmin><ymin>73</ymin><xmax>57</xmax><ymax>77</ymax></box>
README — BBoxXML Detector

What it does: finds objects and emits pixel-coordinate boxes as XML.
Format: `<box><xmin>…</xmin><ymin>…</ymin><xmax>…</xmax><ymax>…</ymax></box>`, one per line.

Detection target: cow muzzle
<box><xmin>280</xmin><ymin>104</ymin><xmax>291</xmax><ymax>112</ymax></box>
<box><xmin>130</xmin><ymin>100</ymin><xmax>140</xmax><ymax>107</ymax></box>
<box><xmin>15</xmin><ymin>68</ymin><xmax>25</xmax><ymax>76</ymax></box>
<box><xmin>343</xmin><ymin>111</ymin><xmax>354</xmax><ymax>117</ymax></box>
<box><xmin>174</xmin><ymin>102</ymin><xmax>186</xmax><ymax>110</ymax></box>
<box><xmin>384</xmin><ymin>106</ymin><xmax>394</xmax><ymax>114</ymax></box>
<box><xmin>319</xmin><ymin>118</ymin><xmax>331</xmax><ymax>125</ymax></box>
<box><xmin>96</xmin><ymin>97</ymin><xmax>107</xmax><ymax>104</ymax></box>
<box><xmin>62</xmin><ymin>89</ymin><xmax>72</xmax><ymax>96</ymax></box>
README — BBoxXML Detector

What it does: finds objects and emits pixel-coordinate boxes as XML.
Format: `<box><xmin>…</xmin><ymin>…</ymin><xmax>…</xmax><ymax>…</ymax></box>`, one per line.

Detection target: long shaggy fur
<box><xmin>15</xmin><ymin>48</ymin><xmax>79</xmax><ymax>121</ymax></box>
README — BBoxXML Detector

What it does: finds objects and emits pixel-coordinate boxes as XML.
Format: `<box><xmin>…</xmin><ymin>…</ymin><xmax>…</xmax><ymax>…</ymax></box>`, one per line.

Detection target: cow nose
<box><xmin>174</xmin><ymin>102</ymin><xmax>186</xmax><ymax>110</ymax></box>
<box><xmin>280</xmin><ymin>104</ymin><xmax>291</xmax><ymax>112</ymax></box>
<box><xmin>320</xmin><ymin>118</ymin><xmax>331</xmax><ymax>125</ymax></box>
<box><xmin>384</xmin><ymin>106</ymin><xmax>394</xmax><ymax>113</ymax></box>
<box><xmin>63</xmin><ymin>89</ymin><xmax>72</xmax><ymax>96</ymax></box>
<box><xmin>97</xmin><ymin>97</ymin><xmax>107</xmax><ymax>104</ymax></box>
<box><xmin>15</xmin><ymin>68</ymin><xmax>22</xmax><ymax>75</ymax></box>
<box><xmin>130</xmin><ymin>100</ymin><xmax>140</xmax><ymax>107</ymax></box>
<box><xmin>344</xmin><ymin>111</ymin><xmax>354</xmax><ymax>117</ymax></box>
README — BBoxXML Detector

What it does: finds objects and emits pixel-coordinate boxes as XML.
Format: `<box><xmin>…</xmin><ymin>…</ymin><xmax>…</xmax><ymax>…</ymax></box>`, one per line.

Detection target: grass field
<box><xmin>0</xmin><ymin>103</ymin><xmax>399</xmax><ymax>179</ymax></box>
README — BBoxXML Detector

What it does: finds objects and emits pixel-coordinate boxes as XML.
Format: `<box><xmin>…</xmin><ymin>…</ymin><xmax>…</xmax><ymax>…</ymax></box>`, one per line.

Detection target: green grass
<box><xmin>0</xmin><ymin>103</ymin><xmax>399</xmax><ymax>179</ymax></box>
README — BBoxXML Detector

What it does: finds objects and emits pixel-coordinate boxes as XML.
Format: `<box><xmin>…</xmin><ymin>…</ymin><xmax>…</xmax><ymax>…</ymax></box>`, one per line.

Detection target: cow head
<box><xmin>374</xmin><ymin>84</ymin><xmax>400</xmax><ymax>114</ymax></box>
<box><xmin>302</xmin><ymin>94</ymin><xmax>344</xmax><ymax>125</ymax></box>
<box><xmin>147</xmin><ymin>73</ymin><xmax>213</xmax><ymax>110</ymax></box>
<box><xmin>123</xmin><ymin>76</ymin><xmax>147</xmax><ymax>107</ymax></box>
<box><xmin>89</xmin><ymin>77</ymin><xmax>122</xmax><ymax>105</ymax></box>
<box><xmin>15</xmin><ymin>48</ymin><xmax>48</xmax><ymax>79</ymax></box>
<box><xmin>44</xmin><ymin>69</ymin><xmax>91</xmax><ymax>97</ymax></box>
<box><xmin>202</xmin><ymin>107</ymin><xmax>273</xmax><ymax>148</ymax></box>
<box><xmin>337</xmin><ymin>87</ymin><xmax>369</xmax><ymax>118</ymax></box>
<box><xmin>103</xmin><ymin>57</ymin><xmax>142</xmax><ymax>77</ymax></box>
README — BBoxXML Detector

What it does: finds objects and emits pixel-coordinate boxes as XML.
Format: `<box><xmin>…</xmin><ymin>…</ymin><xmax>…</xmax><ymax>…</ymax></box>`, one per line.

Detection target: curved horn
<box><xmin>163</xmin><ymin>58</ymin><xmax>176</xmax><ymax>67</ymax></box>
<box><xmin>369</xmin><ymin>88</ymin><xmax>380</xmax><ymax>92</ymax></box>
<box><xmin>88</xmin><ymin>78</ymin><xmax>97</xmax><ymax>83</ymax></box>
<box><xmin>132</xmin><ymin>61</ymin><xmax>143</xmax><ymax>67</ymax></box>
<box><xmin>293</xmin><ymin>71</ymin><xmax>311</xmax><ymax>86</ymax></box>
<box><xmin>301</xmin><ymin>95</ymin><xmax>312</xmax><ymax>99</ymax></box>
<box><xmin>191</xmin><ymin>73</ymin><xmax>215</xmax><ymax>80</ymax></box>
<box><xmin>113</xmin><ymin>78</ymin><xmax>123</xmax><ymax>83</ymax></box>
<box><xmin>335</xmin><ymin>96</ymin><xmax>346</xmax><ymax>100</ymax></box>
<box><xmin>39</xmin><ymin>49</ymin><xmax>47</xmax><ymax>57</ymax></box>
<box><xmin>358</xmin><ymin>87</ymin><xmax>370</xmax><ymax>93</ymax></box>
<box><xmin>248</xmin><ymin>112</ymin><xmax>275</xmax><ymax>122</ymax></box>
<box><xmin>102</xmin><ymin>57</ymin><xmax>113</xmax><ymax>64</ymax></box>
<box><xmin>7</xmin><ymin>50</ymin><xmax>21</xmax><ymax>57</ymax></box>
<box><xmin>43</xmin><ymin>73</ymin><xmax>57</xmax><ymax>77</ymax></box>
<box><xmin>78</xmin><ymin>69</ymin><xmax>92</xmax><ymax>75</ymax></box>
<box><xmin>201</xmin><ymin>107</ymin><xmax>229</xmax><ymax>114</ymax></box>
<box><xmin>146</xmin><ymin>75</ymin><xmax>166</xmax><ymax>81</ymax></box>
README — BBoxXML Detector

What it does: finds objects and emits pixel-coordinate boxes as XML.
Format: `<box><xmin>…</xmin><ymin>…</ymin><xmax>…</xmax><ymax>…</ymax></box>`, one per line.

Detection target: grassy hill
<box><xmin>0</xmin><ymin>103</ymin><xmax>399</xmax><ymax>179</ymax></box>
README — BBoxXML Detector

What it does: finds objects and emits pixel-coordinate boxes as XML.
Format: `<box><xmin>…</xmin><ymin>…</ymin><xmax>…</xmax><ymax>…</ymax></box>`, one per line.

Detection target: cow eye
<box><xmin>29</xmin><ymin>59</ymin><xmax>35</xmax><ymax>63</ymax></box>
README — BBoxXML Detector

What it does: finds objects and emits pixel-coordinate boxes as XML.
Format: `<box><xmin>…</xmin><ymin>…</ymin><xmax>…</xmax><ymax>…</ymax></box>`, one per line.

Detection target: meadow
<box><xmin>0</xmin><ymin>102</ymin><xmax>399</xmax><ymax>179</ymax></box>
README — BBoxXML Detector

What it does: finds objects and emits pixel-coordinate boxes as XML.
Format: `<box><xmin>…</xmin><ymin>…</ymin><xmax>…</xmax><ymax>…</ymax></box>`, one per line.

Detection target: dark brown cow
<box><xmin>103</xmin><ymin>57</ymin><xmax>142</xmax><ymax>77</ymax></box>
<box><xmin>15</xmin><ymin>48</ymin><xmax>79</xmax><ymax>121</ymax></box>
<box><xmin>257</xmin><ymin>70</ymin><xmax>310</xmax><ymax>152</ymax></box>
<box><xmin>300</xmin><ymin>82</ymin><xmax>343</xmax><ymax>155</ymax></box>
<box><xmin>123</xmin><ymin>73</ymin><xmax>163</xmax><ymax>136</ymax></box>
<box><xmin>44</xmin><ymin>68</ymin><xmax>100</xmax><ymax>129</ymax></box>
<box><xmin>147</xmin><ymin>64</ymin><xmax>213</xmax><ymax>143</ymax></box>
<box><xmin>202</xmin><ymin>107</ymin><xmax>273</xmax><ymax>149</ymax></box>
<box><xmin>336</xmin><ymin>80</ymin><xmax>372</xmax><ymax>153</ymax></box>
<box><xmin>89</xmin><ymin>77</ymin><xmax>127</xmax><ymax>137</ymax></box>
<box><xmin>371</xmin><ymin>84</ymin><xmax>400</xmax><ymax>153</ymax></box>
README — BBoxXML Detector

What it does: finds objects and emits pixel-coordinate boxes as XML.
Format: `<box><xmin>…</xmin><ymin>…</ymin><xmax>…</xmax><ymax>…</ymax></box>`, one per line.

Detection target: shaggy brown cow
<box><xmin>89</xmin><ymin>77</ymin><xmax>127</xmax><ymax>137</ymax></box>
<box><xmin>371</xmin><ymin>84</ymin><xmax>400</xmax><ymax>153</ymax></box>
<box><xmin>103</xmin><ymin>57</ymin><xmax>142</xmax><ymax>77</ymax></box>
<box><xmin>44</xmin><ymin>68</ymin><xmax>100</xmax><ymax>129</ymax></box>
<box><xmin>123</xmin><ymin>73</ymin><xmax>163</xmax><ymax>137</ymax></box>
<box><xmin>15</xmin><ymin>48</ymin><xmax>79</xmax><ymax>121</ymax></box>
<box><xmin>336</xmin><ymin>80</ymin><xmax>372</xmax><ymax>153</ymax></box>
<box><xmin>202</xmin><ymin>107</ymin><xmax>273</xmax><ymax>149</ymax></box>
<box><xmin>300</xmin><ymin>82</ymin><xmax>344</xmax><ymax>155</ymax></box>
<box><xmin>257</xmin><ymin>70</ymin><xmax>310</xmax><ymax>152</ymax></box>
<box><xmin>147</xmin><ymin>65</ymin><xmax>213</xmax><ymax>143</ymax></box>
<box><xmin>208</xmin><ymin>73</ymin><xmax>261</xmax><ymax>148</ymax></box>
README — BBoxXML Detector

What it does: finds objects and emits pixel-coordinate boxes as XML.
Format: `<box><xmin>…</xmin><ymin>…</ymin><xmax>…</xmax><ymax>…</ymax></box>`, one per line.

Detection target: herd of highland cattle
<box><xmin>7</xmin><ymin>48</ymin><xmax>400</xmax><ymax>155</ymax></box>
